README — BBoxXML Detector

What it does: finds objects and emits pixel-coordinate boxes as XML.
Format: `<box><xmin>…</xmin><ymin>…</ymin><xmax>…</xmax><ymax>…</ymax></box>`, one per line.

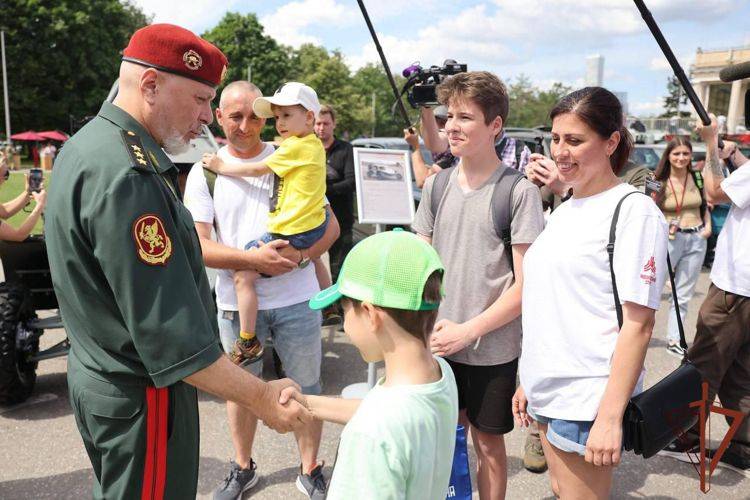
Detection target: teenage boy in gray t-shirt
<box><xmin>412</xmin><ymin>71</ymin><xmax>544</xmax><ymax>500</ymax></box>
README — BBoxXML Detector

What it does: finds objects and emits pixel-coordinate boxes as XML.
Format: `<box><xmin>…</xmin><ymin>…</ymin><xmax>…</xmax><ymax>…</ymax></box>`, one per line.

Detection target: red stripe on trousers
<box><xmin>141</xmin><ymin>386</ymin><xmax>169</xmax><ymax>500</ymax></box>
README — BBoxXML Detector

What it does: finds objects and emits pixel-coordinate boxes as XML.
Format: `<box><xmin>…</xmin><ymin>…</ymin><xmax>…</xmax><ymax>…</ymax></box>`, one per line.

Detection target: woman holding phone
<box><xmin>0</xmin><ymin>152</ymin><xmax>46</xmax><ymax>241</ymax></box>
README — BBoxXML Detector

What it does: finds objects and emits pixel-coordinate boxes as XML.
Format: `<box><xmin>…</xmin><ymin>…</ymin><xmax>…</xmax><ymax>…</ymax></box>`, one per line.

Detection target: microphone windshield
<box><xmin>719</xmin><ymin>61</ymin><xmax>750</xmax><ymax>82</ymax></box>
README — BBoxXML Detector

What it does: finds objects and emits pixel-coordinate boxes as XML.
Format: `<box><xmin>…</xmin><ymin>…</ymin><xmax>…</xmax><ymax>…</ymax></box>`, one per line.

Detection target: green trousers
<box><xmin>67</xmin><ymin>355</ymin><xmax>200</xmax><ymax>499</ymax></box>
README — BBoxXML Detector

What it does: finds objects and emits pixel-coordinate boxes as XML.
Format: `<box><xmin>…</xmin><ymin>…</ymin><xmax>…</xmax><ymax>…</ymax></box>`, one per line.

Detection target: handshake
<box><xmin>254</xmin><ymin>378</ymin><xmax>313</xmax><ymax>434</ymax></box>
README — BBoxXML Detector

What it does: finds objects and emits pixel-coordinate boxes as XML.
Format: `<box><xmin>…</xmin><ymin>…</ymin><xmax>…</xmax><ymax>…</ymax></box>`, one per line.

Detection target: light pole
<box><xmin>1</xmin><ymin>30</ymin><xmax>11</xmax><ymax>146</ymax></box>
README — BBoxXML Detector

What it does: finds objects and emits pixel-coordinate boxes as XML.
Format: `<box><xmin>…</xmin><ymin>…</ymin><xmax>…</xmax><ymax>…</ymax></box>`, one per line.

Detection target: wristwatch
<box><xmin>298</xmin><ymin>249</ymin><xmax>311</xmax><ymax>268</ymax></box>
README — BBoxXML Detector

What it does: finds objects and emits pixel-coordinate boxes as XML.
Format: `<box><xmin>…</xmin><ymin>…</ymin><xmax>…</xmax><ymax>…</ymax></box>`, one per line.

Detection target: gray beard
<box><xmin>163</xmin><ymin>135</ymin><xmax>190</xmax><ymax>155</ymax></box>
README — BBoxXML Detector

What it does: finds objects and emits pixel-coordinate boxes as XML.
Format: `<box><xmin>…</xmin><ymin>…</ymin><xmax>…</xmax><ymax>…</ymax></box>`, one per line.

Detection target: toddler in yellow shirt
<box><xmin>203</xmin><ymin>82</ymin><xmax>327</xmax><ymax>365</ymax></box>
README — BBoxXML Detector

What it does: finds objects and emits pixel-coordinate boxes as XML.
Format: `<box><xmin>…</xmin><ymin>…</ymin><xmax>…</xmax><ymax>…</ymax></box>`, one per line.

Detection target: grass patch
<box><xmin>0</xmin><ymin>170</ymin><xmax>49</xmax><ymax>235</ymax></box>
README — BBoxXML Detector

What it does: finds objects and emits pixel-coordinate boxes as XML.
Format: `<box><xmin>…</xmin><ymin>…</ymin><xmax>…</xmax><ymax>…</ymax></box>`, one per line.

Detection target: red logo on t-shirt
<box><xmin>640</xmin><ymin>256</ymin><xmax>656</xmax><ymax>284</ymax></box>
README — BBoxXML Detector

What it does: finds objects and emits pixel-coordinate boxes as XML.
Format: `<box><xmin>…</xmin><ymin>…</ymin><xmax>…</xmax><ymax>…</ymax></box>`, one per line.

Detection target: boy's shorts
<box><xmin>446</xmin><ymin>358</ymin><xmax>517</xmax><ymax>435</ymax></box>
<box><xmin>245</xmin><ymin>210</ymin><xmax>329</xmax><ymax>251</ymax></box>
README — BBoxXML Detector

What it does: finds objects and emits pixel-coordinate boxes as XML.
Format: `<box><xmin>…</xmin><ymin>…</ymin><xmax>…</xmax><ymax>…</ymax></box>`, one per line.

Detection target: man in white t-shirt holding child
<box><xmin>184</xmin><ymin>80</ymin><xmax>338</xmax><ymax>500</ymax></box>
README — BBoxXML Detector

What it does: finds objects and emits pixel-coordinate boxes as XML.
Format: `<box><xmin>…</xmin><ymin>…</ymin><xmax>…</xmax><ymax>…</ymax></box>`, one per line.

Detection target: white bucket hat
<box><xmin>252</xmin><ymin>82</ymin><xmax>321</xmax><ymax>118</ymax></box>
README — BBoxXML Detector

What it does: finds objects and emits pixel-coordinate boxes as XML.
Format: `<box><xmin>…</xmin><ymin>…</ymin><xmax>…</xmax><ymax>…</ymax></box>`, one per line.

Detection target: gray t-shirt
<box><xmin>413</xmin><ymin>166</ymin><xmax>544</xmax><ymax>365</ymax></box>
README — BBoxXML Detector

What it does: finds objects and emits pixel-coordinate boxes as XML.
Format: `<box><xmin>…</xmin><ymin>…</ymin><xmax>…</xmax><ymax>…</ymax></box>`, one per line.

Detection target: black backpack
<box><xmin>428</xmin><ymin>165</ymin><xmax>524</xmax><ymax>274</ymax></box>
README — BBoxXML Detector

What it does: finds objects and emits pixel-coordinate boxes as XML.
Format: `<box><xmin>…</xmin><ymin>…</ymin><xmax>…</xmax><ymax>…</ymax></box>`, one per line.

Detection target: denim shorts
<box><xmin>217</xmin><ymin>301</ymin><xmax>322</xmax><ymax>395</ymax></box>
<box><xmin>245</xmin><ymin>210</ymin><xmax>329</xmax><ymax>251</ymax></box>
<box><xmin>527</xmin><ymin>407</ymin><xmax>593</xmax><ymax>456</ymax></box>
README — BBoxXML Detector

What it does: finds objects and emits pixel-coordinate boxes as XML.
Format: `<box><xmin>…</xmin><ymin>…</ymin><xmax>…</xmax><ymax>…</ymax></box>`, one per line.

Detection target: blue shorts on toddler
<box><xmin>245</xmin><ymin>210</ymin><xmax>329</xmax><ymax>251</ymax></box>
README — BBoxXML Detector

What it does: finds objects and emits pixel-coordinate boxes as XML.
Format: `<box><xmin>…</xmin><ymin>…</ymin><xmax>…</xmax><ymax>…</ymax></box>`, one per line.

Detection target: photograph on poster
<box><xmin>353</xmin><ymin>148</ymin><xmax>415</xmax><ymax>225</ymax></box>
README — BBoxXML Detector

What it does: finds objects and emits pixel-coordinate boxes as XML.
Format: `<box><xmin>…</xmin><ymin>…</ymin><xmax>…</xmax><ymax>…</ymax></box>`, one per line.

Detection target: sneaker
<box><xmin>666</xmin><ymin>342</ymin><xmax>687</xmax><ymax>359</ymax></box>
<box><xmin>658</xmin><ymin>434</ymin><xmax>701</xmax><ymax>463</ymax></box>
<box><xmin>213</xmin><ymin>460</ymin><xmax>259</xmax><ymax>500</ymax></box>
<box><xmin>230</xmin><ymin>337</ymin><xmax>264</xmax><ymax>366</ymax></box>
<box><xmin>707</xmin><ymin>448</ymin><xmax>750</xmax><ymax>477</ymax></box>
<box><xmin>296</xmin><ymin>463</ymin><xmax>327</xmax><ymax>499</ymax></box>
<box><xmin>523</xmin><ymin>433</ymin><xmax>548</xmax><ymax>473</ymax></box>
<box><xmin>321</xmin><ymin>305</ymin><xmax>343</xmax><ymax>327</ymax></box>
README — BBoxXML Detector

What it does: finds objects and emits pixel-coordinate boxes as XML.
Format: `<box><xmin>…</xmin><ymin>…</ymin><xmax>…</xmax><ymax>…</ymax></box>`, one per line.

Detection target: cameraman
<box><xmin>0</xmin><ymin>153</ymin><xmax>46</xmax><ymax>241</ymax></box>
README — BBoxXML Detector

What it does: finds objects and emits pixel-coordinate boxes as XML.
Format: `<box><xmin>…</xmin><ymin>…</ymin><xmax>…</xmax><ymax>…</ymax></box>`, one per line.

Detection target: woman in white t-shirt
<box><xmin>512</xmin><ymin>87</ymin><xmax>668</xmax><ymax>499</ymax></box>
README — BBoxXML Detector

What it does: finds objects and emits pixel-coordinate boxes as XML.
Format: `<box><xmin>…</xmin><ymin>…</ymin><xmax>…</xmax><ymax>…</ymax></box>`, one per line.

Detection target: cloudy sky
<box><xmin>131</xmin><ymin>0</ymin><xmax>750</xmax><ymax>117</ymax></box>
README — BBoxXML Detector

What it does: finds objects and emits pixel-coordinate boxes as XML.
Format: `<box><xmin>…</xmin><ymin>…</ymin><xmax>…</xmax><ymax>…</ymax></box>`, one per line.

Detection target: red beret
<box><xmin>123</xmin><ymin>23</ymin><xmax>228</xmax><ymax>88</ymax></box>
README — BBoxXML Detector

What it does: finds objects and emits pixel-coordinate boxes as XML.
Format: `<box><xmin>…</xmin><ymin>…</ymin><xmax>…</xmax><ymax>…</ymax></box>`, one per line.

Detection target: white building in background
<box><xmin>586</xmin><ymin>55</ymin><xmax>604</xmax><ymax>87</ymax></box>
<box><xmin>690</xmin><ymin>45</ymin><xmax>749</xmax><ymax>133</ymax></box>
<box><xmin>613</xmin><ymin>91</ymin><xmax>629</xmax><ymax>116</ymax></box>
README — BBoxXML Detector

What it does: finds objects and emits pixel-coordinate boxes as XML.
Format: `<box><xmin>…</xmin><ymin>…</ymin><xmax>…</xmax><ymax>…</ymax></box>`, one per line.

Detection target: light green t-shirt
<box><xmin>327</xmin><ymin>356</ymin><xmax>459</xmax><ymax>500</ymax></box>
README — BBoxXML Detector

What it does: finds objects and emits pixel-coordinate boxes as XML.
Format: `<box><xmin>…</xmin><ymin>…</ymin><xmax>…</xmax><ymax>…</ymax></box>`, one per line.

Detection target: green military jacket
<box><xmin>45</xmin><ymin>101</ymin><xmax>222</xmax><ymax>387</ymax></box>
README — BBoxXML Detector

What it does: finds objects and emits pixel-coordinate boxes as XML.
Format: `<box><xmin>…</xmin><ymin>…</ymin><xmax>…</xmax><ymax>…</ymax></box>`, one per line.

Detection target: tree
<box><xmin>287</xmin><ymin>45</ymin><xmax>363</xmax><ymax>137</ymax></box>
<box><xmin>660</xmin><ymin>75</ymin><xmax>691</xmax><ymax>118</ymax></box>
<box><xmin>201</xmin><ymin>12</ymin><xmax>291</xmax><ymax>98</ymax></box>
<box><xmin>351</xmin><ymin>63</ymin><xmax>414</xmax><ymax>138</ymax></box>
<box><xmin>506</xmin><ymin>75</ymin><xmax>571</xmax><ymax>128</ymax></box>
<box><xmin>1</xmin><ymin>0</ymin><xmax>149</xmax><ymax>136</ymax></box>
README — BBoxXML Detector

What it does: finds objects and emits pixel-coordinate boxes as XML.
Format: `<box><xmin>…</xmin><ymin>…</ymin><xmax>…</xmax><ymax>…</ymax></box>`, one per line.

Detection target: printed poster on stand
<box><xmin>353</xmin><ymin>148</ymin><xmax>415</xmax><ymax>225</ymax></box>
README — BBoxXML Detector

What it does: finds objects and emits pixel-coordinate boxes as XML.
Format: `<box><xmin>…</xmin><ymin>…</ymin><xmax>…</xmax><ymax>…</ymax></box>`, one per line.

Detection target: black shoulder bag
<box><xmin>608</xmin><ymin>191</ymin><xmax>703</xmax><ymax>459</ymax></box>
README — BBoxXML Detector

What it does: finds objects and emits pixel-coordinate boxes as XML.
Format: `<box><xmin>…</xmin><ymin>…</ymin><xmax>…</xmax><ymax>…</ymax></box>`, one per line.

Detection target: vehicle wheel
<box><xmin>0</xmin><ymin>283</ymin><xmax>40</xmax><ymax>405</ymax></box>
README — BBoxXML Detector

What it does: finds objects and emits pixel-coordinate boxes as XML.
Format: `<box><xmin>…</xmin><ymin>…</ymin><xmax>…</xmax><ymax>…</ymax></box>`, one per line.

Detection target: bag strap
<box><xmin>202</xmin><ymin>167</ymin><xmax>217</xmax><ymax>199</ymax></box>
<box><xmin>429</xmin><ymin>165</ymin><xmax>455</xmax><ymax>220</ymax></box>
<box><xmin>491</xmin><ymin>167</ymin><xmax>524</xmax><ymax>275</ymax></box>
<box><xmin>607</xmin><ymin>191</ymin><xmax>688</xmax><ymax>356</ymax></box>
<box><xmin>429</xmin><ymin>165</ymin><xmax>522</xmax><ymax>276</ymax></box>
<box><xmin>691</xmin><ymin>170</ymin><xmax>708</xmax><ymax>222</ymax></box>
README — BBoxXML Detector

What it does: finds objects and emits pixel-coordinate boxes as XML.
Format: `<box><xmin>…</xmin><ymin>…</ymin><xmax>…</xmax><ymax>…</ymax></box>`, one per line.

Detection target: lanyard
<box><xmin>668</xmin><ymin>174</ymin><xmax>688</xmax><ymax>215</ymax></box>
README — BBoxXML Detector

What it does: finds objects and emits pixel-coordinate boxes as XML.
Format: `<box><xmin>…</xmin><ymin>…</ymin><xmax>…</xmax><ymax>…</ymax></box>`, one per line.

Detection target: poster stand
<box><xmin>341</xmin><ymin>149</ymin><xmax>415</xmax><ymax>399</ymax></box>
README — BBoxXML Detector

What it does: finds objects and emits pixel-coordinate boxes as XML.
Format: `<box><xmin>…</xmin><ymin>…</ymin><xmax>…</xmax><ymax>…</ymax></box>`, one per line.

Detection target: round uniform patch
<box><xmin>133</xmin><ymin>214</ymin><xmax>173</xmax><ymax>265</ymax></box>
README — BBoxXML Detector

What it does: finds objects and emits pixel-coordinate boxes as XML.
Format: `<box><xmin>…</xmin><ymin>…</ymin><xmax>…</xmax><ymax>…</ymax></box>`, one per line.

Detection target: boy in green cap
<box><xmin>281</xmin><ymin>229</ymin><xmax>459</xmax><ymax>498</ymax></box>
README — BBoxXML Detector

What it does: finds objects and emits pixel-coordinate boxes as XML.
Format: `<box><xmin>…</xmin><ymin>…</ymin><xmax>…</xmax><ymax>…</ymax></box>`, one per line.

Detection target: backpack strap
<box><xmin>202</xmin><ymin>167</ymin><xmax>217</xmax><ymax>199</ymax></box>
<box><xmin>429</xmin><ymin>164</ymin><xmax>523</xmax><ymax>276</ymax></box>
<box><xmin>607</xmin><ymin>191</ymin><xmax>687</xmax><ymax>354</ymax></box>
<box><xmin>429</xmin><ymin>165</ymin><xmax>455</xmax><ymax>219</ymax></box>
<box><xmin>491</xmin><ymin>167</ymin><xmax>524</xmax><ymax>275</ymax></box>
<box><xmin>691</xmin><ymin>170</ymin><xmax>707</xmax><ymax>222</ymax></box>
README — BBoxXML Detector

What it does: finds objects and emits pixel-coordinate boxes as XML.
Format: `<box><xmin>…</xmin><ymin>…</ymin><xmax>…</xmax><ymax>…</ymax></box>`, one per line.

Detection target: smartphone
<box><xmin>29</xmin><ymin>168</ymin><xmax>43</xmax><ymax>193</ymax></box>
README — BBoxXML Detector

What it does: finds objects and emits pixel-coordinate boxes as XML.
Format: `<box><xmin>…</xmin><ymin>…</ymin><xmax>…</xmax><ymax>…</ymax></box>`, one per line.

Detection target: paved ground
<box><xmin>1</xmin><ymin>269</ymin><xmax>748</xmax><ymax>499</ymax></box>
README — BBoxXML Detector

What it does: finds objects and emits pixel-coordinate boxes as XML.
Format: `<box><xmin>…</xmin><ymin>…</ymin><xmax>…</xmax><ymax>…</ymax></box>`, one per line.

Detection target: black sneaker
<box><xmin>658</xmin><ymin>434</ymin><xmax>701</xmax><ymax>463</ymax></box>
<box><xmin>213</xmin><ymin>460</ymin><xmax>259</xmax><ymax>500</ymax></box>
<box><xmin>666</xmin><ymin>342</ymin><xmax>687</xmax><ymax>359</ymax></box>
<box><xmin>707</xmin><ymin>448</ymin><xmax>750</xmax><ymax>478</ymax></box>
<box><xmin>296</xmin><ymin>463</ymin><xmax>327</xmax><ymax>499</ymax></box>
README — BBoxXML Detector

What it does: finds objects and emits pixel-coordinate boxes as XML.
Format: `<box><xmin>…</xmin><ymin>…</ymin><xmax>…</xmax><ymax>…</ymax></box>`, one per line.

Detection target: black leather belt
<box><xmin>677</xmin><ymin>224</ymin><xmax>704</xmax><ymax>233</ymax></box>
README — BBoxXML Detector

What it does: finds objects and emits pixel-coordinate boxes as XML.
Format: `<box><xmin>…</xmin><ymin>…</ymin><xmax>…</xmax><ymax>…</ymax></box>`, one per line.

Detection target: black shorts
<box><xmin>446</xmin><ymin>358</ymin><xmax>518</xmax><ymax>435</ymax></box>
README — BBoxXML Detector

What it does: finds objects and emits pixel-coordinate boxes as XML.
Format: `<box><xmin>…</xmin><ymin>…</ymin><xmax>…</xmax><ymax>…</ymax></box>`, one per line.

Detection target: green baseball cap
<box><xmin>309</xmin><ymin>229</ymin><xmax>444</xmax><ymax>311</ymax></box>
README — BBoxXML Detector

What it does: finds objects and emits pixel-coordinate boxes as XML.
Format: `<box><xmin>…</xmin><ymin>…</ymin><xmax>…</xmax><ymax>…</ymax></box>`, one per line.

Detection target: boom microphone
<box><xmin>719</xmin><ymin>61</ymin><xmax>750</xmax><ymax>83</ymax></box>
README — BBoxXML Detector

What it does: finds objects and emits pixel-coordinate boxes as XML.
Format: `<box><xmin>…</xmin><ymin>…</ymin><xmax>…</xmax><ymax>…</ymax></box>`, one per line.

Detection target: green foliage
<box><xmin>506</xmin><ymin>75</ymin><xmax>571</xmax><ymax>128</ymax></box>
<box><xmin>351</xmin><ymin>63</ymin><xmax>415</xmax><ymax>137</ymax></box>
<box><xmin>0</xmin><ymin>0</ymin><xmax>149</xmax><ymax>136</ymax></box>
<box><xmin>287</xmin><ymin>45</ymin><xmax>367</xmax><ymax>138</ymax></box>
<box><xmin>201</xmin><ymin>12</ymin><xmax>291</xmax><ymax>98</ymax></box>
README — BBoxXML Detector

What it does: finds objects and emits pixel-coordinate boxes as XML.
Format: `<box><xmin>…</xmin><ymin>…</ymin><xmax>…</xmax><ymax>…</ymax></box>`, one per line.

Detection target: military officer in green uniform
<box><xmin>45</xmin><ymin>24</ymin><xmax>309</xmax><ymax>500</ymax></box>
